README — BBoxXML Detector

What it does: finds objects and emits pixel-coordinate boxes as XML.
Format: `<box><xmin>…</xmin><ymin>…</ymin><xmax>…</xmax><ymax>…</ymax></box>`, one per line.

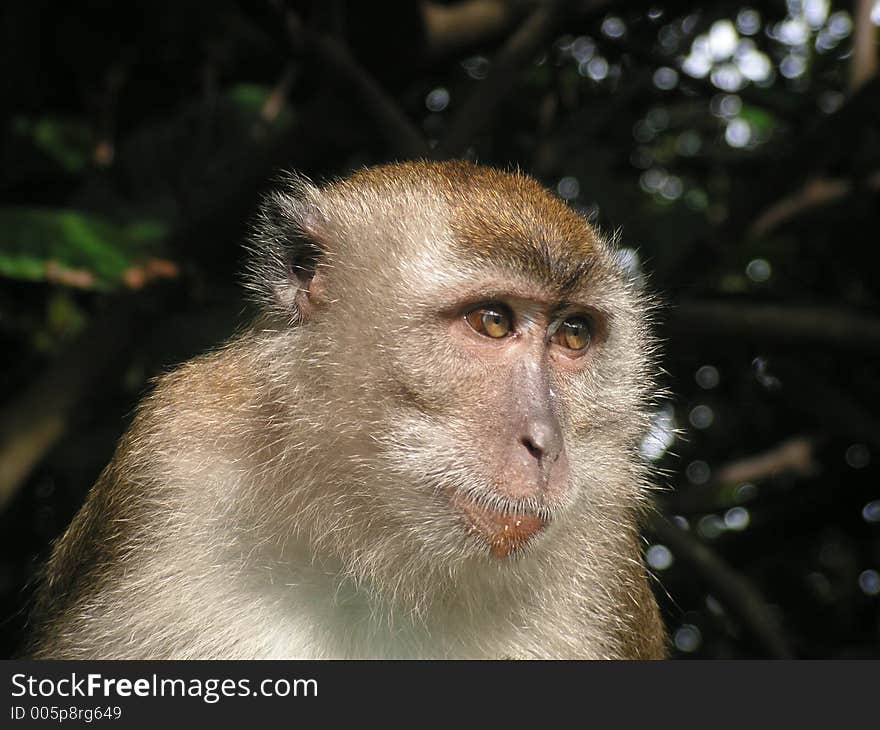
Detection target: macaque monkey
<box><xmin>27</xmin><ymin>161</ymin><xmax>666</xmax><ymax>659</ymax></box>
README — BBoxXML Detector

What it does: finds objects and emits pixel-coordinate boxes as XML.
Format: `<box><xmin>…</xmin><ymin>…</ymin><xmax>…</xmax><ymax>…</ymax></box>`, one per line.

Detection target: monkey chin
<box><xmin>451</xmin><ymin>494</ymin><xmax>550</xmax><ymax>559</ymax></box>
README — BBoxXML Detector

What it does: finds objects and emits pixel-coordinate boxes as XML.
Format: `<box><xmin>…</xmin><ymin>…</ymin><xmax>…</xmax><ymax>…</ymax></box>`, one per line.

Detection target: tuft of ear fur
<box><xmin>243</xmin><ymin>173</ymin><xmax>327</xmax><ymax>324</ymax></box>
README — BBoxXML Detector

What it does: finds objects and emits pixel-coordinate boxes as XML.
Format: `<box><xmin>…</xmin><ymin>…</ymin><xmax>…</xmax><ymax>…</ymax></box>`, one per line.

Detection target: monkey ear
<box><xmin>245</xmin><ymin>175</ymin><xmax>328</xmax><ymax>324</ymax></box>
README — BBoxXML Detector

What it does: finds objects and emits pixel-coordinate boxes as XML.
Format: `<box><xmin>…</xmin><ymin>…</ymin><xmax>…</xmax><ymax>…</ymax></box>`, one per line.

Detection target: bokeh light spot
<box><xmin>724</xmin><ymin>506</ymin><xmax>750</xmax><ymax>531</ymax></box>
<box><xmin>601</xmin><ymin>16</ymin><xmax>626</xmax><ymax>39</ymax></box>
<box><xmin>584</xmin><ymin>56</ymin><xmax>609</xmax><ymax>81</ymax></box>
<box><xmin>571</xmin><ymin>36</ymin><xmax>596</xmax><ymax>63</ymax></box>
<box><xmin>689</xmin><ymin>404</ymin><xmax>714</xmax><ymax>429</ymax></box>
<box><xmin>687</xmin><ymin>460</ymin><xmax>712</xmax><ymax>485</ymax></box>
<box><xmin>736</xmin><ymin>9</ymin><xmax>762</xmax><ymax>35</ymax></box>
<box><xmin>640</xmin><ymin>404</ymin><xmax>676</xmax><ymax>460</ymax></box>
<box><xmin>674</xmin><ymin>624</ymin><xmax>702</xmax><ymax>652</ymax></box>
<box><xmin>711</xmin><ymin>64</ymin><xmax>745</xmax><ymax>92</ymax></box>
<box><xmin>725</xmin><ymin>118</ymin><xmax>752</xmax><ymax>147</ymax></box>
<box><xmin>556</xmin><ymin>176</ymin><xmax>580</xmax><ymax>200</ymax></box>
<box><xmin>780</xmin><ymin>55</ymin><xmax>807</xmax><ymax>79</ymax></box>
<box><xmin>858</xmin><ymin>570</ymin><xmax>880</xmax><ymax>596</ymax></box>
<box><xmin>828</xmin><ymin>11</ymin><xmax>852</xmax><ymax>38</ymax></box>
<box><xmin>746</xmin><ymin>258</ymin><xmax>772</xmax><ymax>282</ymax></box>
<box><xmin>696</xmin><ymin>364</ymin><xmax>720</xmax><ymax>389</ymax></box>
<box><xmin>653</xmin><ymin>66</ymin><xmax>679</xmax><ymax>90</ymax></box>
<box><xmin>736</xmin><ymin>482</ymin><xmax>758</xmax><ymax>502</ymax></box>
<box><xmin>425</xmin><ymin>87</ymin><xmax>450</xmax><ymax>112</ymax></box>
<box><xmin>646</xmin><ymin>544</ymin><xmax>674</xmax><ymax>570</ymax></box>
<box><xmin>845</xmin><ymin>444</ymin><xmax>870</xmax><ymax>469</ymax></box>
<box><xmin>708</xmin><ymin>20</ymin><xmax>738</xmax><ymax>60</ymax></box>
<box><xmin>862</xmin><ymin>500</ymin><xmax>880</xmax><ymax>523</ymax></box>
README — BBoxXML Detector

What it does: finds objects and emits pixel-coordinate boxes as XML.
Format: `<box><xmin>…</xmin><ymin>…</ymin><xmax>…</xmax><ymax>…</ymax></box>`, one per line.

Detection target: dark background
<box><xmin>1</xmin><ymin>0</ymin><xmax>878</xmax><ymax>659</ymax></box>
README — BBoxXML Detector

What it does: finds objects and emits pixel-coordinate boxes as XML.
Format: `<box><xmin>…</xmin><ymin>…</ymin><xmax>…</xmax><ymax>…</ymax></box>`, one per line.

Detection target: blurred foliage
<box><xmin>0</xmin><ymin>0</ymin><xmax>878</xmax><ymax>659</ymax></box>
<box><xmin>0</xmin><ymin>208</ymin><xmax>166</xmax><ymax>288</ymax></box>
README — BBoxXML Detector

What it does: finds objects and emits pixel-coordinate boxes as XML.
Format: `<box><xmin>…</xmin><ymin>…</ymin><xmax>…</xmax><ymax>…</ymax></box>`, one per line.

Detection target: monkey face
<box><xmin>251</xmin><ymin>162</ymin><xmax>654</xmax><ymax>570</ymax></box>
<box><xmin>366</xmin><ymin>265</ymin><xmax>632</xmax><ymax>561</ymax></box>
<box><xmin>433</xmin><ymin>294</ymin><xmax>601</xmax><ymax>556</ymax></box>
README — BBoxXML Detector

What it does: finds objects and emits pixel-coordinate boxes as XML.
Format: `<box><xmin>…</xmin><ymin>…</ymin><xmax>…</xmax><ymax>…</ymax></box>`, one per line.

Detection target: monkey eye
<box><xmin>551</xmin><ymin>316</ymin><xmax>592</xmax><ymax>352</ymax></box>
<box><xmin>465</xmin><ymin>304</ymin><xmax>513</xmax><ymax>339</ymax></box>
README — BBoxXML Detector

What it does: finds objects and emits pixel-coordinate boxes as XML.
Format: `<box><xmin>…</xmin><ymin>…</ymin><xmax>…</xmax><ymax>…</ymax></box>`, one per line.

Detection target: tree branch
<box><xmin>773</xmin><ymin>362</ymin><xmax>880</xmax><ymax>451</ymax></box>
<box><xmin>666</xmin><ymin>300</ymin><xmax>880</xmax><ymax>352</ymax></box>
<box><xmin>435</xmin><ymin>0</ymin><xmax>586</xmax><ymax>158</ymax></box>
<box><xmin>852</xmin><ymin>0</ymin><xmax>879</xmax><ymax>91</ymax></box>
<box><xmin>0</xmin><ymin>301</ymin><xmax>138</xmax><ymax>513</ymax></box>
<box><xmin>421</xmin><ymin>0</ymin><xmax>526</xmax><ymax>58</ymax></box>
<box><xmin>749</xmin><ymin>171</ymin><xmax>880</xmax><ymax>237</ymax></box>
<box><xmin>277</xmin><ymin>3</ymin><xmax>429</xmax><ymax>159</ymax></box>
<box><xmin>733</xmin><ymin>73</ymin><xmax>880</xmax><ymax>236</ymax></box>
<box><xmin>647</xmin><ymin>513</ymin><xmax>795</xmax><ymax>658</ymax></box>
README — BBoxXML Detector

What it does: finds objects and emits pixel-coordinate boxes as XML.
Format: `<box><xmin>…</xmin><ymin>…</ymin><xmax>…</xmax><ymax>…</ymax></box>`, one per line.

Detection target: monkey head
<box><xmin>245</xmin><ymin>161</ymin><xmax>655</xmax><ymax>594</ymax></box>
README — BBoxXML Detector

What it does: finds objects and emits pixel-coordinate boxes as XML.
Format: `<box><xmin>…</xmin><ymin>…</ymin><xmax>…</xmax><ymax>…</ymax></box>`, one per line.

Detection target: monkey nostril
<box><xmin>521</xmin><ymin>436</ymin><xmax>545</xmax><ymax>461</ymax></box>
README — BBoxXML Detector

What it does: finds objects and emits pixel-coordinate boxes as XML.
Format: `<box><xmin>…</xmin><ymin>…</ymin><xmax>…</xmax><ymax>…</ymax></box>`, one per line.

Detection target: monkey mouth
<box><xmin>450</xmin><ymin>493</ymin><xmax>550</xmax><ymax>558</ymax></box>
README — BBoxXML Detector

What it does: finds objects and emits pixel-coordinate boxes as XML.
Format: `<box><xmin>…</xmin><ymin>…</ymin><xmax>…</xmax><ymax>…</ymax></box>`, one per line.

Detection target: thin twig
<box><xmin>664</xmin><ymin>436</ymin><xmax>817</xmax><ymax>514</ymax></box>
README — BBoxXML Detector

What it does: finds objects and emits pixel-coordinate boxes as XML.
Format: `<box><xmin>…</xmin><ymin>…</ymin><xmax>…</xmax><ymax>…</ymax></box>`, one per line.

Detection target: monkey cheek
<box><xmin>449</xmin><ymin>493</ymin><xmax>549</xmax><ymax>559</ymax></box>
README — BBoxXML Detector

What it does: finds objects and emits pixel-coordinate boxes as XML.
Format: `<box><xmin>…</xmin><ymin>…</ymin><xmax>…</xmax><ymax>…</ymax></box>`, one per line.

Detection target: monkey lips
<box><xmin>451</xmin><ymin>493</ymin><xmax>549</xmax><ymax>558</ymax></box>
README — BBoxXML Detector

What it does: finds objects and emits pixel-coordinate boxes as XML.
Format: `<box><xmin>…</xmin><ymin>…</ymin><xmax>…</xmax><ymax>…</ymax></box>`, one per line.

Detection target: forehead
<box><xmin>337</xmin><ymin>161</ymin><xmax>605</xmax><ymax>296</ymax></box>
